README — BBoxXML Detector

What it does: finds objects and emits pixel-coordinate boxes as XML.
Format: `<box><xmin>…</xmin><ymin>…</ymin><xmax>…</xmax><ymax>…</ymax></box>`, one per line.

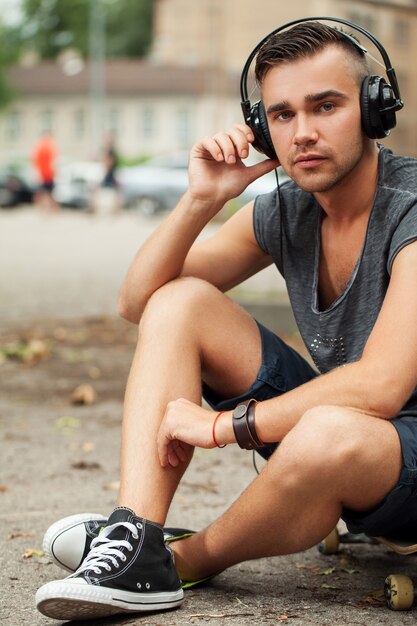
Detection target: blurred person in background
<box><xmin>91</xmin><ymin>133</ymin><xmax>122</xmax><ymax>214</ymax></box>
<box><xmin>101</xmin><ymin>133</ymin><xmax>119</xmax><ymax>189</ymax></box>
<box><xmin>32</xmin><ymin>130</ymin><xmax>59</xmax><ymax>212</ymax></box>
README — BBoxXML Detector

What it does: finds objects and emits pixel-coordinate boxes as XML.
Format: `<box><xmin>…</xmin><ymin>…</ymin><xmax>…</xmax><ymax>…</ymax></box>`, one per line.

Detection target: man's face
<box><xmin>261</xmin><ymin>46</ymin><xmax>367</xmax><ymax>193</ymax></box>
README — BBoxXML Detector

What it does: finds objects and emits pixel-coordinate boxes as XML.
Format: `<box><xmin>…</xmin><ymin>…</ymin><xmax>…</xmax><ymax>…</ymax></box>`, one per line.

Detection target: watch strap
<box><xmin>247</xmin><ymin>400</ymin><xmax>263</xmax><ymax>448</ymax></box>
<box><xmin>232</xmin><ymin>399</ymin><xmax>263</xmax><ymax>450</ymax></box>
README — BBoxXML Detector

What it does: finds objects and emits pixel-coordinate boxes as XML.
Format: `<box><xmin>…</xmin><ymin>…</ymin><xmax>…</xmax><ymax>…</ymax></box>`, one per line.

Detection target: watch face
<box><xmin>234</xmin><ymin>404</ymin><xmax>247</xmax><ymax>419</ymax></box>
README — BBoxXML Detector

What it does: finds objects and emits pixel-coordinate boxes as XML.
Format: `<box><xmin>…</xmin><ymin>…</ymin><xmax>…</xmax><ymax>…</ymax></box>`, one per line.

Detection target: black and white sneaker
<box><xmin>36</xmin><ymin>507</ymin><xmax>184</xmax><ymax>621</ymax></box>
<box><xmin>43</xmin><ymin>513</ymin><xmax>107</xmax><ymax>572</ymax></box>
<box><xmin>43</xmin><ymin>512</ymin><xmax>194</xmax><ymax>573</ymax></box>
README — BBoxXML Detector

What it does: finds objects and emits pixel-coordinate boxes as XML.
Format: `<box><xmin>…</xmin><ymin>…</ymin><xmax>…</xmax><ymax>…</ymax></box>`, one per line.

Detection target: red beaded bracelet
<box><xmin>212</xmin><ymin>411</ymin><xmax>226</xmax><ymax>448</ymax></box>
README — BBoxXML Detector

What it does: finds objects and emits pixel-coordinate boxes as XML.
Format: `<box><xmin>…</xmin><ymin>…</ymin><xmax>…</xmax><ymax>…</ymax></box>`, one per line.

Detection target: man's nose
<box><xmin>293</xmin><ymin>114</ymin><xmax>319</xmax><ymax>145</ymax></box>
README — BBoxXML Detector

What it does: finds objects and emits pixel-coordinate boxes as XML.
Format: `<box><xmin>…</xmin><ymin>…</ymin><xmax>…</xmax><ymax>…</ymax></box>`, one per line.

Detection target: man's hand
<box><xmin>188</xmin><ymin>123</ymin><xmax>279</xmax><ymax>211</ymax></box>
<box><xmin>157</xmin><ymin>398</ymin><xmax>226</xmax><ymax>468</ymax></box>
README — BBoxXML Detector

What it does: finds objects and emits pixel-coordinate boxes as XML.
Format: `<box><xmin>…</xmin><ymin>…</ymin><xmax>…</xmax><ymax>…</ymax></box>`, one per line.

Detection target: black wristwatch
<box><xmin>232</xmin><ymin>399</ymin><xmax>263</xmax><ymax>450</ymax></box>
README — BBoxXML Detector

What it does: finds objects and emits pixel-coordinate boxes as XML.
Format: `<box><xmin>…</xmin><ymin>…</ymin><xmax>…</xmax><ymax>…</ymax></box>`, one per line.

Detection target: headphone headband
<box><xmin>240</xmin><ymin>16</ymin><xmax>403</xmax><ymax>112</ymax></box>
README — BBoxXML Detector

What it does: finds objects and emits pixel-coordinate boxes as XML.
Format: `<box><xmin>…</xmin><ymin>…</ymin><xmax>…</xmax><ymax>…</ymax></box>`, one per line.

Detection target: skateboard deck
<box><xmin>374</xmin><ymin>536</ymin><xmax>417</xmax><ymax>555</ymax></box>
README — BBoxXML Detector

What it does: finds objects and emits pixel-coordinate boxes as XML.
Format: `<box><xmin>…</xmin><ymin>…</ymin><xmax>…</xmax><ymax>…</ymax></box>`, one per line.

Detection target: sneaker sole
<box><xmin>43</xmin><ymin>513</ymin><xmax>107</xmax><ymax>572</ymax></box>
<box><xmin>36</xmin><ymin>579</ymin><xmax>184</xmax><ymax>620</ymax></box>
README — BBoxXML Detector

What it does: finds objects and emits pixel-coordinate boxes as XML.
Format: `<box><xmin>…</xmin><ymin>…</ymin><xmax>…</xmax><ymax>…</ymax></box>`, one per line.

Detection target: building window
<box><xmin>141</xmin><ymin>105</ymin><xmax>155</xmax><ymax>139</ymax></box>
<box><xmin>40</xmin><ymin>109</ymin><xmax>54</xmax><ymax>134</ymax></box>
<box><xmin>176</xmin><ymin>107</ymin><xmax>191</xmax><ymax>146</ymax></box>
<box><xmin>74</xmin><ymin>108</ymin><xmax>85</xmax><ymax>139</ymax></box>
<box><xmin>4</xmin><ymin>110</ymin><xmax>22</xmax><ymax>140</ymax></box>
<box><xmin>107</xmin><ymin>107</ymin><xmax>120</xmax><ymax>136</ymax></box>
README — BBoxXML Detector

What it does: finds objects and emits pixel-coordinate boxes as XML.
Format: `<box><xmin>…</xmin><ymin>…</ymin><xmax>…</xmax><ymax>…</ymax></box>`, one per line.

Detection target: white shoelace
<box><xmin>74</xmin><ymin>521</ymin><xmax>141</xmax><ymax>575</ymax></box>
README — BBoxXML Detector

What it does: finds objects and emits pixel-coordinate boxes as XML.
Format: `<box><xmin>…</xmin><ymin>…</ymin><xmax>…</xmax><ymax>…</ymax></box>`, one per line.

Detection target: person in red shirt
<box><xmin>32</xmin><ymin>132</ymin><xmax>59</xmax><ymax>211</ymax></box>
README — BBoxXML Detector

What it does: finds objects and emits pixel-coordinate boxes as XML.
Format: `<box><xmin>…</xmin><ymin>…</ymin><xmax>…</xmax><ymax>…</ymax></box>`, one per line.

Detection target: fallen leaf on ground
<box><xmin>82</xmin><ymin>441</ymin><xmax>96</xmax><ymax>452</ymax></box>
<box><xmin>357</xmin><ymin>590</ymin><xmax>385</xmax><ymax>608</ymax></box>
<box><xmin>8</xmin><ymin>532</ymin><xmax>34</xmax><ymax>540</ymax></box>
<box><xmin>0</xmin><ymin>485</ymin><xmax>9</xmax><ymax>492</ymax></box>
<box><xmin>23</xmin><ymin>549</ymin><xmax>44</xmax><ymax>559</ymax></box>
<box><xmin>1</xmin><ymin>339</ymin><xmax>51</xmax><ymax>364</ymax></box>
<box><xmin>54</xmin><ymin>416</ymin><xmax>80</xmax><ymax>433</ymax></box>
<box><xmin>338</xmin><ymin>555</ymin><xmax>351</xmax><ymax>565</ymax></box>
<box><xmin>103</xmin><ymin>480</ymin><xmax>120</xmax><ymax>491</ymax></box>
<box><xmin>71</xmin><ymin>461</ymin><xmax>101</xmax><ymax>470</ymax></box>
<box><xmin>71</xmin><ymin>384</ymin><xmax>97</xmax><ymax>405</ymax></box>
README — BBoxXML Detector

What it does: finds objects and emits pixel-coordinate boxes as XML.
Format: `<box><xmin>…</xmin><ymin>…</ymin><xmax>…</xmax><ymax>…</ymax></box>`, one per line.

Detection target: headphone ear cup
<box><xmin>249</xmin><ymin>101</ymin><xmax>277</xmax><ymax>160</ymax></box>
<box><xmin>361</xmin><ymin>75</ymin><xmax>397</xmax><ymax>139</ymax></box>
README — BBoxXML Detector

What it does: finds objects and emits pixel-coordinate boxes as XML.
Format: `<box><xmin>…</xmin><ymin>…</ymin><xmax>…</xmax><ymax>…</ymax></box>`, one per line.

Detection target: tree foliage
<box><xmin>0</xmin><ymin>22</ymin><xmax>22</xmax><ymax>108</ymax></box>
<box><xmin>19</xmin><ymin>0</ymin><xmax>153</xmax><ymax>59</ymax></box>
<box><xmin>0</xmin><ymin>0</ymin><xmax>153</xmax><ymax>109</ymax></box>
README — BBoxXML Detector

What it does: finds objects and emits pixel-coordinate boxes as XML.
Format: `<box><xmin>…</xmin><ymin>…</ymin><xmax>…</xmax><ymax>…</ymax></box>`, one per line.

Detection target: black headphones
<box><xmin>240</xmin><ymin>16</ymin><xmax>404</xmax><ymax>160</ymax></box>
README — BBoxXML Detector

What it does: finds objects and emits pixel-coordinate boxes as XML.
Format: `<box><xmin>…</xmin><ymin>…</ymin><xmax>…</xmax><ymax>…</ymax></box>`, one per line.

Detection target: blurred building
<box><xmin>0</xmin><ymin>0</ymin><xmax>416</xmax><ymax>164</ymax></box>
<box><xmin>151</xmin><ymin>0</ymin><xmax>417</xmax><ymax>158</ymax></box>
<box><xmin>2</xmin><ymin>59</ymin><xmax>240</xmax><ymax>163</ymax></box>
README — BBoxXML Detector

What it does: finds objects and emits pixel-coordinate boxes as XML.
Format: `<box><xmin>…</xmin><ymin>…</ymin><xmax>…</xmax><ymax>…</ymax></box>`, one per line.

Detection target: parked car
<box><xmin>53</xmin><ymin>161</ymin><xmax>104</xmax><ymax>209</ymax></box>
<box><xmin>0</xmin><ymin>165</ymin><xmax>36</xmax><ymax>207</ymax></box>
<box><xmin>118</xmin><ymin>152</ymin><xmax>288</xmax><ymax>216</ymax></box>
<box><xmin>118</xmin><ymin>152</ymin><xmax>189</xmax><ymax>216</ymax></box>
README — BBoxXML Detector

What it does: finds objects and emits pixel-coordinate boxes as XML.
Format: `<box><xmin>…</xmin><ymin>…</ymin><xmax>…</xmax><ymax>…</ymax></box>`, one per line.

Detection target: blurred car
<box><xmin>118</xmin><ymin>151</ymin><xmax>288</xmax><ymax>216</ymax></box>
<box><xmin>53</xmin><ymin>161</ymin><xmax>104</xmax><ymax>209</ymax></box>
<box><xmin>0</xmin><ymin>165</ymin><xmax>36</xmax><ymax>208</ymax></box>
<box><xmin>118</xmin><ymin>152</ymin><xmax>189</xmax><ymax>216</ymax></box>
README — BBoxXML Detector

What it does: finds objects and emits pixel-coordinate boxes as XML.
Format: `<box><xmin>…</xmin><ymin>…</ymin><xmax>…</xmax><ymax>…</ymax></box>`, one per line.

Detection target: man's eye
<box><xmin>277</xmin><ymin>111</ymin><xmax>292</xmax><ymax>121</ymax></box>
<box><xmin>320</xmin><ymin>102</ymin><xmax>335</xmax><ymax>112</ymax></box>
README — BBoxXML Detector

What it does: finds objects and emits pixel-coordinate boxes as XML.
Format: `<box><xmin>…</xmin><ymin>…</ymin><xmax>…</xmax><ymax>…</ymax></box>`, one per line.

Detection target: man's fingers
<box><xmin>158</xmin><ymin>426</ymin><xmax>191</xmax><ymax>468</ymax></box>
<box><xmin>167</xmin><ymin>449</ymin><xmax>180</xmax><ymax>468</ymax></box>
<box><xmin>198</xmin><ymin>136</ymin><xmax>225</xmax><ymax>161</ymax></box>
<box><xmin>198</xmin><ymin>124</ymin><xmax>253</xmax><ymax>164</ymax></box>
<box><xmin>209</xmin><ymin>132</ymin><xmax>239</xmax><ymax>164</ymax></box>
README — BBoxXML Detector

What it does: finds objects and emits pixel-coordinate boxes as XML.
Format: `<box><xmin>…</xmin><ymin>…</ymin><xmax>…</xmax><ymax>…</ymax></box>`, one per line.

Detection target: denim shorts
<box><xmin>203</xmin><ymin>321</ymin><xmax>417</xmax><ymax>539</ymax></box>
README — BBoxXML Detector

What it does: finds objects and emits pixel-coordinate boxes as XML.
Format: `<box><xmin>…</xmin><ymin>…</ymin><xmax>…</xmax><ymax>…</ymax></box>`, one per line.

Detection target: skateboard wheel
<box><xmin>384</xmin><ymin>574</ymin><xmax>414</xmax><ymax>610</ymax></box>
<box><xmin>318</xmin><ymin>528</ymin><xmax>340</xmax><ymax>555</ymax></box>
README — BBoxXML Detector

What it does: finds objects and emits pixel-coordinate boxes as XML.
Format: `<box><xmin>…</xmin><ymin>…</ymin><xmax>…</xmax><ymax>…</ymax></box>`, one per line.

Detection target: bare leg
<box><xmin>117</xmin><ymin>276</ymin><xmax>402</xmax><ymax>580</ymax></box>
<box><xmin>118</xmin><ymin>277</ymin><xmax>263</xmax><ymax>524</ymax></box>
<box><xmin>172</xmin><ymin>406</ymin><xmax>402</xmax><ymax>580</ymax></box>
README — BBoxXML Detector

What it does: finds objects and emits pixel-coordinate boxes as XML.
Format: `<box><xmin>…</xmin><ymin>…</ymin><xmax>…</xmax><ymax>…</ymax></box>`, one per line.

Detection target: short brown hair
<box><xmin>255</xmin><ymin>21</ymin><xmax>368</xmax><ymax>86</ymax></box>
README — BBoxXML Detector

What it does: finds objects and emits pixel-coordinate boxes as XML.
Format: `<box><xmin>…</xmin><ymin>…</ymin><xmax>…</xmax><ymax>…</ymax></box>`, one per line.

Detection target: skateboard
<box><xmin>319</xmin><ymin>528</ymin><xmax>416</xmax><ymax>611</ymax></box>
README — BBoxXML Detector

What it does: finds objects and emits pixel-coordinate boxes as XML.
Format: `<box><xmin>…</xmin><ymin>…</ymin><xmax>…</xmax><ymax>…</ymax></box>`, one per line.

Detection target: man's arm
<box><xmin>156</xmin><ymin>240</ymin><xmax>417</xmax><ymax>466</ymax></box>
<box><xmin>118</xmin><ymin>125</ymin><xmax>279</xmax><ymax>324</ymax></box>
<box><xmin>251</xmin><ymin>239</ymin><xmax>417</xmax><ymax>442</ymax></box>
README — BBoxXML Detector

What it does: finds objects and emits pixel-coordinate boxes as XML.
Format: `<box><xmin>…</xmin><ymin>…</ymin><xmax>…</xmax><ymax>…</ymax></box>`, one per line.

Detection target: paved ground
<box><xmin>0</xmin><ymin>207</ymin><xmax>287</xmax><ymax>325</ymax></box>
<box><xmin>1</xmin><ymin>207</ymin><xmax>417</xmax><ymax>625</ymax></box>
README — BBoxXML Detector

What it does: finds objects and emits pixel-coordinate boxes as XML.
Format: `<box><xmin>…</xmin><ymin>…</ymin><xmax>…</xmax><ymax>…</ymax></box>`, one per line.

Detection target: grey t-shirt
<box><xmin>253</xmin><ymin>147</ymin><xmax>417</xmax><ymax>413</ymax></box>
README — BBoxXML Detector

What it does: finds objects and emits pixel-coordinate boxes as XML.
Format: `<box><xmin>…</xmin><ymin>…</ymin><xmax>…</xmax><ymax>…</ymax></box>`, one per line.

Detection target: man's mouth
<box><xmin>294</xmin><ymin>154</ymin><xmax>327</xmax><ymax>169</ymax></box>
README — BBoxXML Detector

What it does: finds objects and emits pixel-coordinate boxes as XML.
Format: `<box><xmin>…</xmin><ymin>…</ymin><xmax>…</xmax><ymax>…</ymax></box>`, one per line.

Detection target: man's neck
<box><xmin>314</xmin><ymin>143</ymin><xmax>379</xmax><ymax>224</ymax></box>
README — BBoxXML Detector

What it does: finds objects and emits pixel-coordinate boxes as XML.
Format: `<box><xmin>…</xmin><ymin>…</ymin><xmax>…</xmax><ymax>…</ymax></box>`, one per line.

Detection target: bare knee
<box><xmin>269</xmin><ymin>406</ymin><xmax>365</xmax><ymax>484</ymax></box>
<box><xmin>139</xmin><ymin>277</ymin><xmax>219</xmax><ymax>332</ymax></box>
